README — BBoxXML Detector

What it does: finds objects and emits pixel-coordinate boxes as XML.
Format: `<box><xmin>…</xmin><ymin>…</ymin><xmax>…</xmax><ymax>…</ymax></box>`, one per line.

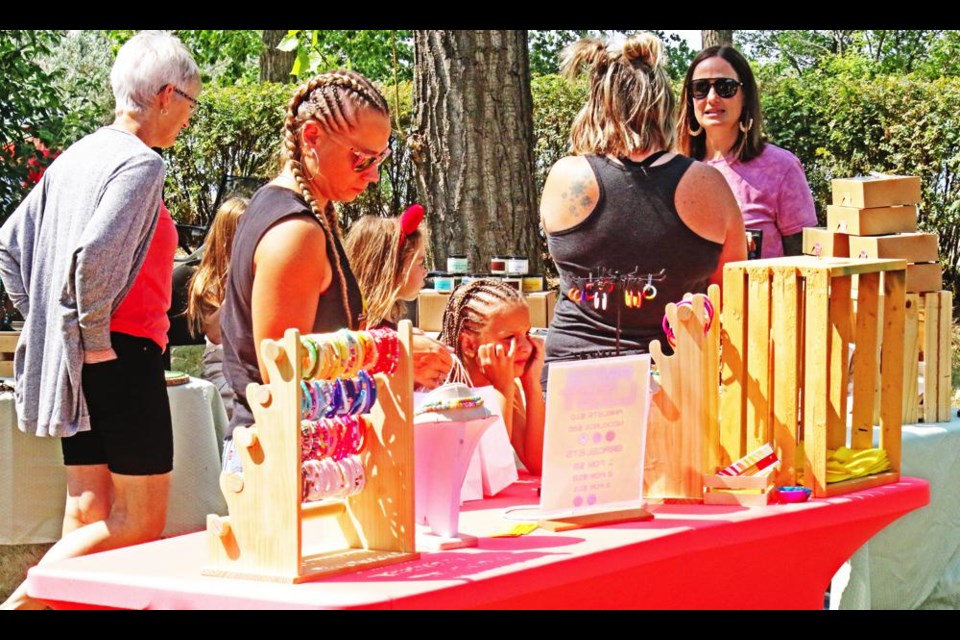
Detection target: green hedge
<box><xmin>163</xmin><ymin>82</ymin><xmax>290</xmax><ymax>227</ymax></box>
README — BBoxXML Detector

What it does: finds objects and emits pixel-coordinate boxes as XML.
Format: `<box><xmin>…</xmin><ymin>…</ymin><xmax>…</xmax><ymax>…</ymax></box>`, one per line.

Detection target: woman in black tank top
<box><xmin>539</xmin><ymin>33</ymin><xmax>747</xmax><ymax>386</ymax></box>
<box><xmin>220</xmin><ymin>70</ymin><xmax>390</xmax><ymax>458</ymax></box>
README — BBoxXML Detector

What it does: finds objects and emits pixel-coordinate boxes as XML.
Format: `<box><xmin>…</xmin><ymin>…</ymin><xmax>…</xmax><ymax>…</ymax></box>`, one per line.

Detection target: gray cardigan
<box><xmin>0</xmin><ymin>126</ymin><xmax>164</xmax><ymax>437</ymax></box>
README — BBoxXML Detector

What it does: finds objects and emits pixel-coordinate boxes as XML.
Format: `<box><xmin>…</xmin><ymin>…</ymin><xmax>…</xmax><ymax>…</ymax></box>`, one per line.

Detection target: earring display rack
<box><xmin>204</xmin><ymin>320</ymin><xmax>418</xmax><ymax>583</ymax></box>
<box><xmin>567</xmin><ymin>268</ymin><xmax>666</xmax><ymax>355</ymax></box>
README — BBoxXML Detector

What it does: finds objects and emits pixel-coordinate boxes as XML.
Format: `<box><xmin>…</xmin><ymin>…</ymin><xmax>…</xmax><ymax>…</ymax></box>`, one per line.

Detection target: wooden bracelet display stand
<box><xmin>721</xmin><ymin>257</ymin><xmax>906</xmax><ymax>498</ymax></box>
<box><xmin>644</xmin><ymin>285</ymin><xmax>721</xmax><ymax>502</ymax></box>
<box><xmin>204</xmin><ymin>320</ymin><xmax>419</xmax><ymax>583</ymax></box>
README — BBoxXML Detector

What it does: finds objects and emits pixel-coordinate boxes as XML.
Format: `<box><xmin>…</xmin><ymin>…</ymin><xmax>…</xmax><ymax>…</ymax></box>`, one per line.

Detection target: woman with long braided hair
<box><xmin>438</xmin><ymin>279</ymin><xmax>545</xmax><ymax>475</ymax></box>
<box><xmin>219</xmin><ymin>70</ymin><xmax>402</xmax><ymax>473</ymax></box>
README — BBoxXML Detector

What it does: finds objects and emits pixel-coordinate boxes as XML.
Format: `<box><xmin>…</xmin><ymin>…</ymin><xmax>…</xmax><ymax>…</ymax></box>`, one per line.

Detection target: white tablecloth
<box><xmin>831</xmin><ymin>415</ymin><xmax>960</xmax><ymax>609</ymax></box>
<box><xmin>0</xmin><ymin>377</ymin><xmax>229</xmax><ymax>544</ymax></box>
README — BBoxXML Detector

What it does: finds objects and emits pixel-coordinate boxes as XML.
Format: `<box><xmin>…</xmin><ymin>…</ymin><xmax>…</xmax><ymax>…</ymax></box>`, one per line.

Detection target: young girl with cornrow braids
<box><xmin>439</xmin><ymin>279</ymin><xmax>546</xmax><ymax>475</ymax></box>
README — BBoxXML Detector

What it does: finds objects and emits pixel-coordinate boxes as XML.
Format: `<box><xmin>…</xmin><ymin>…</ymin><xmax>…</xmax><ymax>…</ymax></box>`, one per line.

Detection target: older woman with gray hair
<box><xmin>0</xmin><ymin>30</ymin><xmax>200</xmax><ymax>609</ymax></box>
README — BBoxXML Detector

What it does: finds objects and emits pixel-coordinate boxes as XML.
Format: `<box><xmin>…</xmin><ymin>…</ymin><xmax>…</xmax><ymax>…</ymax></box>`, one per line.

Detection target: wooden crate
<box><xmin>721</xmin><ymin>256</ymin><xmax>906</xmax><ymax>498</ymax></box>
<box><xmin>848</xmin><ymin>232</ymin><xmax>939</xmax><ymax>263</ymax></box>
<box><xmin>803</xmin><ymin>227</ymin><xmax>849</xmax><ymax>258</ymax></box>
<box><xmin>905</xmin><ymin>263</ymin><xmax>943</xmax><ymax>293</ymax></box>
<box><xmin>826</xmin><ymin>205</ymin><xmax>918</xmax><ymax>236</ymax></box>
<box><xmin>832</xmin><ymin>175</ymin><xmax>922</xmax><ymax>208</ymax></box>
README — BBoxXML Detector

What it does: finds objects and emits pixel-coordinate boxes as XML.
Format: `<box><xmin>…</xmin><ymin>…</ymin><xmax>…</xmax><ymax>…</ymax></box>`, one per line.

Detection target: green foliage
<box><xmin>279</xmin><ymin>30</ymin><xmax>412</xmax><ymax>84</ymax></box>
<box><xmin>102</xmin><ymin>29</ymin><xmax>262</xmax><ymax>86</ymax></box>
<box><xmin>531</xmin><ymin>74</ymin><xmax>587</xmax><ymax>193</ymax></box>
<box><xmin>163</xmin><ymin>82</ymin><xmax>291</xmax><ymax>226</ymax></box>
<box><xmin>0</xmin><ymin>30</ymin><xmax>68</xmax><ymax>220</ymax></box>
<box><xmin>528</xmin><ymin>30</ymin><xmax>695</xmax><ymax>81</ymax></box>
<box><xmin>177</xmin><ymin>30</ymin><xmax>262</xmax><ymax>86</ymax></box>
<box><xmin>742</xmin><ymin>30</ymin><xmax>960</xmax><ymax>79</ymax></box>
<box><xmin>37</xmin><ymin>30</ymin><xmax>115</xmax><ymax>142</ymax></box>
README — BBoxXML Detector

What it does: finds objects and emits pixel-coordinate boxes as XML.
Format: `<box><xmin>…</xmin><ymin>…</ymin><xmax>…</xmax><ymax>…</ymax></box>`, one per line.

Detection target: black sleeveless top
<box><xmin>220</xmin><ymin>185</ymin><xmax>364</xmax><ymax>436</ymax></box>
<box><xmin>542</xmin><ymin>153</ymin><xmax>723</xmax><ymax>385</ymax></box>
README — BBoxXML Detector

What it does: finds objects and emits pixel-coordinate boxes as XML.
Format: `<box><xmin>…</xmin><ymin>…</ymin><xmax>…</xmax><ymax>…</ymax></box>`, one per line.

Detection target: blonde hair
<box><xmin>344</xmin><ymin>215</ymin><xmax>424</xmax><ymax>328</ymax></box>
<box><xmin>562</xmin><ymin>33</ymin><xmax>676</xmax><ymax>157</ymax></box>
<box><xmin>281</xmin><ymin>69</ymin><xmax>389</xmax><ymax>329</ymax></box>
<box><xmin>186</xmin><ymin>196</ymin><xmax>248</xmax><ymax>337</ymax></box>
<box><xmin>438</xmin><ymin>279</ymin><xmax>526</xmax><ymax>362</ymax></box>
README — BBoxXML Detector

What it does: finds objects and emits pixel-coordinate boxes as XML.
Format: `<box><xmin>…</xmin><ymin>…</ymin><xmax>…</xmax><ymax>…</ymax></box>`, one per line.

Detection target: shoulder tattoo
<box><xmin>560</xmin><ymin>177</ymin><xmax>593</xmax><ymax>223</ymax></box>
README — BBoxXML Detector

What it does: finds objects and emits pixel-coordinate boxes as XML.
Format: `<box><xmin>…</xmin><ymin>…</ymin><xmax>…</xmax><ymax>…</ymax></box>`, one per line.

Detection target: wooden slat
<box><xmin>720</xmin><ymin>265</ymin><xmax>747</xmax><ymax>465</ymax></box>
<box><xmin>924</xmin><ymin>292</ymin><xmax>941</xmax><ymax>424</ymax></box>
<box><xmin>852</xmin><ymin>273</ymin><xmax>880</xmax><ymax>448</ymax></box>
<box><xmin>803</xmin><ymin>269</ymin><xmax>830</xmax><ymax>497</ymax></box>
<box><xmin>827</xmin><ymin>275</ymin><xmax>852</xmax><ymax>450</ymax></box>
<box><xmin>746</xmin><ymin>266</ymin><xmax>771</xmax><ymax>453</ymax></box>
<box><xmin>879</xmin><ymin>271</ymin><xmax>906</xmax><ymax>474</ymax></box>
<box><xmin>771</xmin><ymin>268</ymin><xmax>799</xmax><ymax>486</ymax></box>
<box><xmin>902</xmin><ymin>294</ymin><xmax>920</xmax><ymax>425</ymax></box>
<box><xmin>938</xmin><ymin>291</ymin><xmax>953</xmax><ymax>423</ymax></box>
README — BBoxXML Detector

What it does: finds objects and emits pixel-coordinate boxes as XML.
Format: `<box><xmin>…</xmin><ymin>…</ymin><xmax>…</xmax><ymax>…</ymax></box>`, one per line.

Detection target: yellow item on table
<box><xmin>825</xmin><ymin>447</ymin><xmax>892</xmax><ymax>483</ymax></box>
<box><xmin>490</xmin><ymin>522</ymin><xmax>539</xmax><ymax>537</ymax></box>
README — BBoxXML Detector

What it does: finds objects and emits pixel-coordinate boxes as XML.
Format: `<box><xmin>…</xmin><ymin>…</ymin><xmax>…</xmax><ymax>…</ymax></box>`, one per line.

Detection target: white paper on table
<box><xmin>540</xmin><ymin>354</ymin><xmax>651</xmax><ymax>519</ymax></box>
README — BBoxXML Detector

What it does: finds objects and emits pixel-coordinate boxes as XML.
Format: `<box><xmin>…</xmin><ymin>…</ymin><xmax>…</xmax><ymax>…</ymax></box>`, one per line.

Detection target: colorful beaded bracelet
<box><xmin>415</xmin><ymin>395</ymin><xmax>485</xmax><ymax>415</ymax></box>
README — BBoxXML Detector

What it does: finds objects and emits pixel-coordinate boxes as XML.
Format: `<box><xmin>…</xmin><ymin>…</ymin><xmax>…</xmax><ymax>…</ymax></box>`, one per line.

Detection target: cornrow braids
<box><xmin>281</xmin><ymin>69</ymin><xmax>389</xmax><ymax>330</ymax></box>
<box><xmin>439</xmin><ymin>279</ymin><xmax>525</xmax><ymax>362</ymax></box>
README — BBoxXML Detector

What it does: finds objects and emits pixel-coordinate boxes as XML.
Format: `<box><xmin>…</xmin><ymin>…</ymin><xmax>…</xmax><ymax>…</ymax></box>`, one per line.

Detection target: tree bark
<box><xmin>411</xmin><ymin>30</ymin><xmax>541</xmax><ymax>275</ymax></box>
<box><xmin>260</xmin><ymin>30</ymin><xmax>296</xmax><ymax>83</ymax></box>
<box><xmin>701</xmin><ymin>30</ymin><xmax>734</xmax><ymax>49</ymax></box>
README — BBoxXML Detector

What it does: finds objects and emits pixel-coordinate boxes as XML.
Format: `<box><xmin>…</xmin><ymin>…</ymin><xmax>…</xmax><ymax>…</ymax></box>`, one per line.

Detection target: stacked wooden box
<box><xmin>803</xmin><ymin>175</ymin><xmax>952</xmax><ymax>424</ymax></box>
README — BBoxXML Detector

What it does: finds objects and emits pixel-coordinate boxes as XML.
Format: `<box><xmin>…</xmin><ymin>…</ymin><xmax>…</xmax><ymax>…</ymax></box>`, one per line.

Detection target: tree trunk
<box><xmin>411</xmin><ymin>30</ymin><xmax>541</xmax><ymax>275</ymax></box>
<box><xmin>260</xmin><ymin>30</ymin><xmax>296</xmax><ymax>83</ymax></box>
<box><xmin>701</xmin><ymin>30</ymin><xmax>734</xmax><ymax>49</ymax></box>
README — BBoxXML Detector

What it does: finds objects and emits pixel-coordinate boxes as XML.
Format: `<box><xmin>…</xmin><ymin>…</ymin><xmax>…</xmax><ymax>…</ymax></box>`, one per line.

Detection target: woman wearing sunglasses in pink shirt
<box><xmin>676</xmin><ymin>46</ymin><xmax>818</xmax><ymax>258</ymax></box>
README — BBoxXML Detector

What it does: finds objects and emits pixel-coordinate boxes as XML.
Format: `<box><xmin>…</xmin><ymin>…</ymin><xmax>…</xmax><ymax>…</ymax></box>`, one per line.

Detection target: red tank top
<box><xmin>110</xmin><ymin>201</ymin><xmax>178</xmax><ymax>349</ymax></box>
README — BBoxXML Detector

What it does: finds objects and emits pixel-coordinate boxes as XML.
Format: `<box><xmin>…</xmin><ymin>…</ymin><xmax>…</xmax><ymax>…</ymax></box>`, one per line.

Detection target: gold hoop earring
<box><xmin>160</xmin><ymin>108</ymin><xmax>169</xmax><ymax>116</ymax></box>
<box><xmin>689</xmin><ymin>121</ymin><xmax>703</xmax><ymax>137</ymax></box>
<box><xmin>302</xmin><ymin>148</ymin><xmax>320</xmax><ymax>181</ymax></box>
<box><xmin>739</xmin><ymin>118</ymin><xmax>754</xmax><ymax>134</ymax></box>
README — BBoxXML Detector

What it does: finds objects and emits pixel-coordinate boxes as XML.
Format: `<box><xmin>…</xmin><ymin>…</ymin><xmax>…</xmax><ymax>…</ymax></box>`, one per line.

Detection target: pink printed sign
<box><xmin>540</xmin><ymin>355</ymin><xmax>651</xmax><ymax>518</ymax></box>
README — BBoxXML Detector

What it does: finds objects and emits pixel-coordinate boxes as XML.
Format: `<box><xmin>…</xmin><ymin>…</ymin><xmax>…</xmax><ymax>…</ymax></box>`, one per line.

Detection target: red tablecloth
<box><xmin>27</xmin><ymin>475</ymin><xmax>929</xmax><ymax>610</ymax></box>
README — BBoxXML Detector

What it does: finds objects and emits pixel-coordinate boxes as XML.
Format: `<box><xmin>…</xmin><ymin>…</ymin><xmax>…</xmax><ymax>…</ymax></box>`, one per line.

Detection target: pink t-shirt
<box><xmin>110</xmin><ymin>201</ymin><xmax>178</xmax><ymax>349</ymax></box>
<box><xmin>705</xmin><ymin>144</ymin><xmax>818</xmax><ymax>258</ymax></box>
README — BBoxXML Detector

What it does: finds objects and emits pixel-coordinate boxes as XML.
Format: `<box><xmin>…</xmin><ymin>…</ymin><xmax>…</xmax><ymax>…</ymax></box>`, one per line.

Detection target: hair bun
<box><xmin>560</xmin><ymin>38</ymin><xmax>609</xmax><ymax>79</ymax></box>
<box><xmin>622</xmin><ymin>33</ymin><xmax>664</xmax><ymax>71</ymax></box>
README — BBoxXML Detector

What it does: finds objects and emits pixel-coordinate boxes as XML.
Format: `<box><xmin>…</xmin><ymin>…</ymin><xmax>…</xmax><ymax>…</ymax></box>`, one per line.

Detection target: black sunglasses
<box><xmin>690</xmin><ymin>78</ymin><xmax>743</xmax><ymax>100</ymax></box>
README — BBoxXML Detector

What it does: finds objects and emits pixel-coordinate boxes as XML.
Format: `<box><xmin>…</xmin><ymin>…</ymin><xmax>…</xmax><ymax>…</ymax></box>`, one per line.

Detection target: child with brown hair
<box><xmin>185</xmin><ymin>196</ymin><xmax>248</xmax><ymax>419</ymax></box>
<box><xmin>438</xmin><ymin>278</ymin><xmax>546</xmax><ymax>475</ymax></box>
<box><xmin>344</xmin><ymin>204</ymin><xmax>428</xmax><ymax>331</ymax></box>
